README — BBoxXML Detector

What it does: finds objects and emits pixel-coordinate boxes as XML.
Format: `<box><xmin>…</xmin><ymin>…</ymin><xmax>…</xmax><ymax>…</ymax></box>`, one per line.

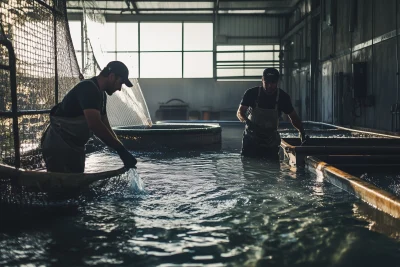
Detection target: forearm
<box><xmin>237</xmin><ymin>111</ymin><xmax>247</xmax><ymax>122</ymax></box>
<box><xmin>91</xmin><ymin>123</ymin><xmax>123</xmax><ymax>150</ymax></box>
<box><xmin>237</xmin><ymin>105</ymin><xmax>249</xmax><ymax>122</ymax></box>
<box><xmin>291</xmin><ymin>119</ymin><xmax>304</xmax><ymax>133</ymax></box>
<box><xmin>102</xmin><ymin>116</ymin><xmax>118</xmax><ymax>139</ymax></box>
<box><xmin>288</xmin><ymin>111</ymin><xmax>305</xmax><ymax>133</ymax></box>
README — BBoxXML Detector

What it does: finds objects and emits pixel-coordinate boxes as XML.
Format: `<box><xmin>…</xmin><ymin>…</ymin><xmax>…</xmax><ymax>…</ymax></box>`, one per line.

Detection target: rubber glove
<box><xmin>299</xmin><ymin>130</ymin><xmax>309</xmax><ymax>146</ymax></box>
<box><xmin>116</xmin><ymin>145</ymin><xmax>137</xmax><ymax>169</ymax></box>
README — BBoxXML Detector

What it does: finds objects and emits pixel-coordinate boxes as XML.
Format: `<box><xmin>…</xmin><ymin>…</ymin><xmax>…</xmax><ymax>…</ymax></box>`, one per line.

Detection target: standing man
<box><xmin>41</xmin><ymin>61</ymin><xmax>137</xmax><ymax>173</ymax></box>
<box><xmin>237</xmin><ymin>67</ymin><xmax>307</xmax><ymax>159</ymax></box>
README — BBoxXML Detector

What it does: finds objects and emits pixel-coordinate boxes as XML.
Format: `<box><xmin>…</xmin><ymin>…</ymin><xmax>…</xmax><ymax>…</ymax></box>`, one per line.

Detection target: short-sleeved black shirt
<box><xmin>240</xmin><ymin>86</ymin><xmax>294</xmax><ymax>115</ymax></box>
<box><xmin>54</xmin><ymin>77</ymin><xmax>107</xmax><ymax>117</ymax></box>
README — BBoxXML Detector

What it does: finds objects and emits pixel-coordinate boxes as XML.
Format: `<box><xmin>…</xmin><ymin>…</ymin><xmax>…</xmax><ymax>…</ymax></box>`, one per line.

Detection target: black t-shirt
<box><xmin>240</xmin><ymin>86</ymin><xmax>294</xmax><ymax>115</ymax></box>
<box><xmin>54</xmin><ymin>77</ymin><xmax>107</xmax><ymax>117</ymax></box>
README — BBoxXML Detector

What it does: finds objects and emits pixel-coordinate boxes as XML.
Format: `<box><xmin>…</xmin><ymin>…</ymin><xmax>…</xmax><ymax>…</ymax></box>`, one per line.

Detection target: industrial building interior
<box><xmin>66</xmin><ymin>0</ymin><xmax>400</xmax><ymax>133</ymax></box>
<box><xmin>4</xmin><ymin>1</ymin><xmax>400</xmax><ymax>266</ymax></box>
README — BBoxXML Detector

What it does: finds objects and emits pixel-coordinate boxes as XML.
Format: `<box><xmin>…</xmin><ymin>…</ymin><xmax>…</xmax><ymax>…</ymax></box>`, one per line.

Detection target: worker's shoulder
<box><xmin>278</xmin><ymin>88</ymin><xmax>290</xmax><ymax>98</ymax></box>
<box><xmin>72</xmin><ymin>78</ymin><xmax>100</xmax><ymax>94</ymax></box>
<box><xmin>244</xmin><ymin>86</ymin><xmax>260</xmax><ymax>94</ymax></box>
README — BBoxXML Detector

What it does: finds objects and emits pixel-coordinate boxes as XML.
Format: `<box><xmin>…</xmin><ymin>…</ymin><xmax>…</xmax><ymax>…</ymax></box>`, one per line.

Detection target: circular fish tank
<box><xmin>113</xmin><ymin>123</ymin><xmax>222</xmax><ymax>150</ymax></box>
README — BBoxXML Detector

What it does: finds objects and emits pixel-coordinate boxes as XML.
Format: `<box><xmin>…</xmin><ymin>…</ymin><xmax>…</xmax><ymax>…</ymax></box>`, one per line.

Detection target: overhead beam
<box><xmin>67</xmin><ymin>7</ymin><xmax>292</xmax><ymax>12</ymax></box>
<box><xmin>130</xmin><ymin>1</ymin><xmax>139</xmax><ymax>14</ymax></box>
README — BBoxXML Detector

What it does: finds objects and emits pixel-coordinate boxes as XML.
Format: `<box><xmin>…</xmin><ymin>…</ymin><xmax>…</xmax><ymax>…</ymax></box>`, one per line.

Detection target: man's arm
<box><xmin>85</xmin><ymin>109</ymin><xmax>137</xmax><ymax>168</ymax></box>
<box><xmin>101</xmin><ymin>114</ymin><xmax>118</xmax><ymax>140</ymax></box>
<box><xmin>84</xmin><ymin>109</ymin><xmax>122</xmax><ymax>149</ymax></box>
<box><xmin>237</xmin><ymin>105</ymin><xmax>249</xmax><ymax>122</ymax></box>
<box><xmin>287</xmin><ymin>109</ymin><xmax>306</xmax><ymax>135</ymax></box>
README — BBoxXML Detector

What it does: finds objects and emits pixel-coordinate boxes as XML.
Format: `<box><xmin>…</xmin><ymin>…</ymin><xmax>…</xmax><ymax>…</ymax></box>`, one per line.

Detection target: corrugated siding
<box><xmin>217</xmin><ymin>15</ymin><xmax>284</xmax><ymax>45</ymax></box>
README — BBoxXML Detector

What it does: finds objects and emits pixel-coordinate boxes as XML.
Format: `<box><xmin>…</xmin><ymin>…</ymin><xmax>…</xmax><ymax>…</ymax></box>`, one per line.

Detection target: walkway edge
<box><xmin>306</xmin><ymin>156</ymin><xmax>400</xmax><ymax>219</ymax></box>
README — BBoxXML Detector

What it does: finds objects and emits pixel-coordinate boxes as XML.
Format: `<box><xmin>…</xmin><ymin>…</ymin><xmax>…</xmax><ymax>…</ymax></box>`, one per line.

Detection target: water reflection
<box><xmin>2</xmin><ymin>150</ymin><xmax>400</xmax><ymax>266</ymax></box>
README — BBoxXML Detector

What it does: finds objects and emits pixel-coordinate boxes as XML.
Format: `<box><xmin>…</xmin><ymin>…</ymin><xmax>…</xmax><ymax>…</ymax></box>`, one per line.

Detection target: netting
<box><xmin>0</xmin><ymin>0</ymin><xmax>80</xmax><ymax>168</ymax></box>
<box><xmin>81</xmin><ymin>1</ymin><xmax>152</xmax><ymax>127</ymax></box>
<box><xmin>0</xmin><ymin>0</ymin><xmax>152</xmax><ymax>170</ymax></box>
<box><xmin>0</xmin><ymin>0</ymin><xmax>152</xmax><ymax>204</ymax></box>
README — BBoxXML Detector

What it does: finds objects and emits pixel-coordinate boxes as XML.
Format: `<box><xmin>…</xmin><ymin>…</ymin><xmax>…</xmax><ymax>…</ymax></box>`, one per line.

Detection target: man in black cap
<box><xmin>41</xmin><ymin>61</ymin><xmax>137</xmax><ymax>173</ymax></box>
<box><xmin>236</xmin><ymin>67</ymin><xmax>307</xmax><ymax>159</ymax></box>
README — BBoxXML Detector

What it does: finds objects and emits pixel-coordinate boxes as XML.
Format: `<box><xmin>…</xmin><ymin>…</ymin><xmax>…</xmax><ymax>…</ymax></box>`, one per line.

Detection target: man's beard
<box><xmin>105</xmin><ymin>88</ymin><xmax>114</xmax><ymax>96</ymax></box>
<box><xmin>264</xmin><ymin>88</ymin><xmax>277</xmax><ymax>95</ymax></box>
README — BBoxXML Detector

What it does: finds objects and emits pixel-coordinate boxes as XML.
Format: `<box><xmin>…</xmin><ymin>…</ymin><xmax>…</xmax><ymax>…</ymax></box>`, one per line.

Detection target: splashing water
<box><xmin>127</xmin><ymin>168</ymin><xmax>146</xmax><ymax>194</ymax></box>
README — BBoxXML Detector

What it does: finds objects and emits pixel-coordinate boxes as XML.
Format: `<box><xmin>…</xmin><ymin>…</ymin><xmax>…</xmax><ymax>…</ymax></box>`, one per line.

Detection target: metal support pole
<box><xmin>1</xmin><ymin>40</ymin><xmax>20</xmax><ymax>168</ymax></box>
<box><xmin>54</xmin><ymin>6</ymin><xmax>59</xmax><ymax>104</ymax></box>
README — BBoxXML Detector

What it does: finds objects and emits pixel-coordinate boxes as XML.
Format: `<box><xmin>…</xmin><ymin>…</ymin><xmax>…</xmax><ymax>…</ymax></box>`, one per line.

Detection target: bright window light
<box><xmin>140</xmin><ymin>23</ymin><xmax>182</xmax><ymax>51</ymax></box>
<box><xmin>117</xmin><ymin>52</ymin><xmax>139</xmax><ymax>78</ymax></box>
<box><xmin>245</xmin><ymin>52</ymin><xmax>274</xmax><ymax>61</ymax></box>
<box><xmin>75</xmin><ymin>52</ymin><xmax>82</xmax><ymax>70</ymax></box>
<box><xmin>68</xmin><ymin>21</ymin><xmax>81</xmax><ymax>51</ymax></box>
<box><xmin>217</xmin><ymin>52</ymin><xmax>243</xmax><ymax>61</ymax></box>
<box><xmin>245</xmin><ymin>68</ymin><xmax>264</xmax><ymax>76</ymax></box>
<box><xmin>183</xmin><ymin>23</ymin><xmax>213</xmax><ymax>51</ymax></box>
<box><xmin>184</xmin><ymin>52</ymin><xmax>213</xmax><ymax>78</ymax></box>
<box><xmin>245</xmin><ymin>45</ymin><xmax>275</xmax><ymax>51</ymax></box>
<box><xmin>103</xmin><ymin>23</ymin><xmax>116</xmax><ymax>52</ymax></box>
<box><xmin>140</xmin><ymin>52</ymin><xmax>182</xmax><ymax>78</ymax></box>
<box><xmin>98</xmin><ymin>52</ymin><xmax>116</xmax><ymax>70</ymax></box>
<box><xmin>116</xmin><ymin>23</ymin><xmax>139</xmax><ymax>51</ymax></box>
<box><xmin>217</xmin><ymin>69</ymin><xmax>244</xmax><ymax>77</ymax></box>
<box><xmin>217</xmin><ymin>45</ymin><xmax>243</xmax><ymax>51</ymax></box>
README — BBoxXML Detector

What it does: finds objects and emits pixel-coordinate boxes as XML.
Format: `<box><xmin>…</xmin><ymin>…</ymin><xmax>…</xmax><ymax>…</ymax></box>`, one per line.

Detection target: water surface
<box><xmin>1</xmin><ymin>124</ymin><xmax>400</xmax><ymax>267</ymax></box>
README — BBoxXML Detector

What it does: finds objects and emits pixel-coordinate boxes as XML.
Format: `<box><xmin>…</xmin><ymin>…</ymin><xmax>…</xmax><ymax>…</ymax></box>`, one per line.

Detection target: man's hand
<box><xmin>245</xmin><ymin>118</ymin><xmax>257</xmax><ymax>130</ymax></box>
<box><xmin>116</xmin><ymin>146</ymin><xmax>137</xmax><ymax>169</ymax></box>
<box><xmin>299</xmin><ymin>130</ymin><xmax>309</xmax><ymax>145</ymax></box>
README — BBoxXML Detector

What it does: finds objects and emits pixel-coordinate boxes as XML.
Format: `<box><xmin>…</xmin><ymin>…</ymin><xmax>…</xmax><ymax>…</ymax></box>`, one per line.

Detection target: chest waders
<box><xmin>241</xmin><ymin>87</ymin><xmax>281</xmax><ymax>159</ymax></box>
<box><xmin>41</xmin><ymin>80</ymin><xmax>103</xmax><ymax>173</ymax></box>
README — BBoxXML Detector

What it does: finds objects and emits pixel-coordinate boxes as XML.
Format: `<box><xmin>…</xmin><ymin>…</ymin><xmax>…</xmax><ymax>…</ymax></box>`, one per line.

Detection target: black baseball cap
<box><xmin>104</xmin><ymin>61</ymin><xmax>133</xmax><ymax>87</ymax></box>
<box><xmin>263</xmin><ymin>68</ymin><xmax>280</xmax><ymax>83</ymax></box>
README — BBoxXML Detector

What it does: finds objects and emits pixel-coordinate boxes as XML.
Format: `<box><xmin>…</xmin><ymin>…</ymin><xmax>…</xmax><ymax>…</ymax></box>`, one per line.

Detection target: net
<box><xmin>0</xmin><ymin>0</ymin><xmax>80</xmax><ymax>168</ymax></box>
<box><xmin>81</xmin><ymin>1</ymin><xmax>152</xmax><ymax>127</ymax></box>
<box><xmin>0</xmin><ymin>0</ymin><xmax>152</xmax><ymax>169</ymax></box>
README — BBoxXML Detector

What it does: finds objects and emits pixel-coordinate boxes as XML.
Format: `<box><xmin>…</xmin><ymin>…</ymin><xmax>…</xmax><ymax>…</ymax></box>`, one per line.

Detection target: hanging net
<box><xmin>81</xmin><ymin>0</ymin><xmax>152</xmax><ymax>127</ymax></box>
<box><xmin>0</xmin><ymin>0</ymin><xmax>151</xmax><ymax>204</ymax></box>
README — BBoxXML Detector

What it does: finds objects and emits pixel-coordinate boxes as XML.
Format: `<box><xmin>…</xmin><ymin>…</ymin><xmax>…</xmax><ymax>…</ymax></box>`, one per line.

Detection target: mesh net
<box><xmin>0</xmin><ymin>0</ymin><xmax>80</xmax><ymax>168</ymax></box>
<box><xmin>82</xmin><ymin>1</ymin><xmax>152</xmax><ymax>127</ymax></box>
<box><xmin>0</xmin><ymin>0</ymin><xmax>152</xmax><ymax>170</ymax></box>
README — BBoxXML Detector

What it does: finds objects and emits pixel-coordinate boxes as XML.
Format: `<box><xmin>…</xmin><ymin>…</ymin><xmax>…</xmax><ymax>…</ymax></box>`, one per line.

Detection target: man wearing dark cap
<box><xmin>237</xmin><ymin>67</ymin><xmax>307</xmax><ymax>159</ymax></box>
<box><xmin>41</xmin><ymin>61</ymin><xmax>137</xmax><ymax>173</ymax></box>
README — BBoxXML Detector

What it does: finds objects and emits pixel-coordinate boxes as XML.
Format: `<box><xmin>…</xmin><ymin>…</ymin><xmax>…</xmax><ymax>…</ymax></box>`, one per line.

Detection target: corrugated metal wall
<box><xmin>283</xmin><ymin>0</ymin><xmax>400</xmax><ymax>132</ymax></box>
<box><xmin>216</xmin><ymin>15</ymin><xmax>285</xmax><ymax>45</ymax></box>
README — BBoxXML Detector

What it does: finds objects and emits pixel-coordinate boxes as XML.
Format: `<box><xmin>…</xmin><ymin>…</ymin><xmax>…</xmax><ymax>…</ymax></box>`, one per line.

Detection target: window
<box><xmin>140</xmin><ymin>52</ymin><xmax>182</xmax><ymax>78</ymax></box>
<box><xmin>216</xmin><ymin>44</ymin><xmax>280</xmax><ymax>79</ymax></box>
<box><xmin>72</xmin><ymin>21</ymin><xmax>213</xmax><ymax>78</ymax></box>
<box><xmin>183</xmin><ymin>23</ymin><xmax>213</xmax><ymax>78</ymax></box>
<box><xmin>184</xmin><ymin>52</ymin><xmax>213</xmax><ymax>77</ymax></box>
<box><xmin>140</xmin><ymin>23</ymin><xmax>182</xmax><ymax>78</ymax></box>
<box><xmin>68</xmin><ymin>20</ymin><xmax>82</xmax><ymax>70</ymax></box>
<box><xmin>116</xmin><ymin>23</ymin><xmax>139</xmax><ymax>78</ymax></box>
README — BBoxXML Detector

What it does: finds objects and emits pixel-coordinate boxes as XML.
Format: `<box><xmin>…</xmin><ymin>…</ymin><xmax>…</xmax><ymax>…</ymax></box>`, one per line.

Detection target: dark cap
<box><xmin>104</xmin><ymin>61</ymin><xmax>133</xmax><ymax>87</ymax></box>
<box><xmin>263</xmin><ymin>67</ymin><xmax>280</xmax><ymax>83</ymax></box>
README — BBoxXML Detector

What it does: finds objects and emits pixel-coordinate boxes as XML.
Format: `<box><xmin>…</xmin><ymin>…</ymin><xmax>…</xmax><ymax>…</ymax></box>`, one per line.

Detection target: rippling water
<box><xmin>1</xmin><ymin>125</ymin><xmax>400</xmax><ymax>266</ymax></box>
